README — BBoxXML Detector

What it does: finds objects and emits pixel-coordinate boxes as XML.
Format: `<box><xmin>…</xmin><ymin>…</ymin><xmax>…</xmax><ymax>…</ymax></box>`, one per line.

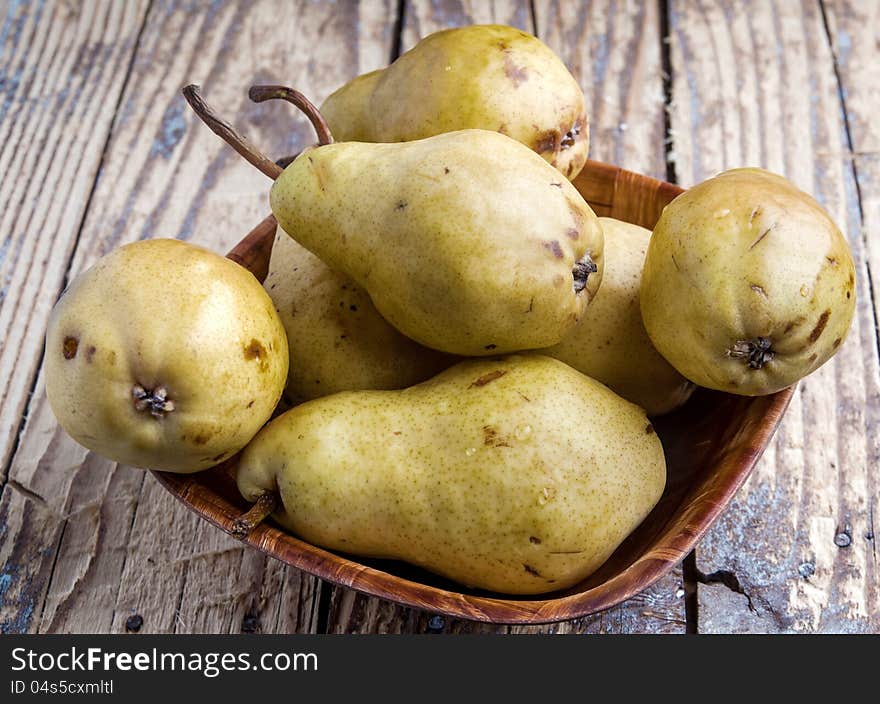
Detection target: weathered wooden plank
<box><xmin>668</xmin><ymin>0</ymin><xmax>879</xmax><ymax>632</ymax></box>
<box><xmin>823</xmin><ymin>0</ymin><xmax>880</xmax><ymax>153</ymax></box>
<box><xmin>0</xmin><ymin>0</ymin><xmax>150</xmax><ymax>479</ymax></box>
<box><xmin>0</xmin><ymin>0</ymin><xmax>150</xmax><ymax>634</ymax></box>
<box><xmin>322</xmin><ymin>0</ymin><xmax>686</xmax><ymax>634</ymax></box>
<box><xmin>823</xmin><ymin>0</ymin><xmax>880</xmax><ymax>632</ymax></box>
<box><xmin>2</xmin><ymin>0</ymin><xmax>395</xmax><ymax>633</ymax></box>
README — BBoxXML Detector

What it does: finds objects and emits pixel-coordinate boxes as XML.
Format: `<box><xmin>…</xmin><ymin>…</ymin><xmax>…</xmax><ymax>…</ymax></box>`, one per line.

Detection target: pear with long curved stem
<box><xmin>182</xmin><ymin>83</ymin><xmax>604</xmax><ymax>358</ymax></box>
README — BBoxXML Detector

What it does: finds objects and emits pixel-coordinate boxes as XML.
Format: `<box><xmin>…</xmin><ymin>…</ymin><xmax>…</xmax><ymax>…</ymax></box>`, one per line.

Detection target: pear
<box><xmin>321</xmin><ymin>24</ymin><xmax>589</xmax><ymax>180</ymax></box>
<box><xmin>544</xmin><ymin>218</ymin><xmax>694</xmax><ymax>415</ymax></box>
<box><xmin>45</xmin><ymin>239</ymin><xmax>288</xmax><ymax>473</ymax></box>
<box><xmin>264</xmin><ymin>225</ymin><xmax>453</xmax><ymax>402</ymax></box>
<box><xmin>641</xmin><ymin>168</ymin><xmax>856</xmax><ymax>395</ymax></box>
<box><xmin>237</xmin><ymin>355</ymin><xmax>666</xmax><ymax>595</ymax></box>
<box><xmin>270</xmin><ymin>129</ymin><xmax>603</xmax><ymax>356</ymax></box>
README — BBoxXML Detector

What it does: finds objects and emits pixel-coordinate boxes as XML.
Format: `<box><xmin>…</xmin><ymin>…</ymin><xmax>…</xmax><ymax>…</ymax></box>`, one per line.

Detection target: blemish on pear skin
<box><xmin>535</xmin><ymin>130</ymin><xmax>559</xmax><ymax>154</ymax></box>
<box><xmin>212</xmin><ymin>451</ymin><xmax>228</xmax><ymax>462</ymax></box>
<box><xmin>395</xmin><ymin>200</ymin><xmax>407</xmax><ymax>211</ymax></box>
<box><xmin>566</xmin><ymin>228</ymin><xmax>580</xmax><ymax>241</ymax></box>
<box><xmin>244</xmin><ymin>339</ymin><xmax>269</xmax><ymax>372</ymax></box>
<box><xmin>194</xmin><ymin>433</ymin><xmax>210</xmax><ymax>446</ymax></box>
<box><xmin>645</xmin><ymin>424</ymin><xmax>654</xmax><ymax>434</ymax></box>
<box><xmin>522</xmin><ymin>563</ymin><xmax>544</xmax><ymax>578</ymax></box>
<box><xmin>543</xmin><ymin>240</ymin><xmax>564</xmax><ymax>259</ymax></box>
<box><xmin>247</xmin><ymin>400</ymin><xmax>255</xmax><ymax>408</ymax></box>
<box><xmin>85</xmin><ymin>345</ymin><xmax>96</xmax><ymax>363</ymax></box>
<box><xmin>808</xmin><ymin>310</ymin><xmax>831</xmax><ymax>343</ymax></box>
<box><xmin>783</xmin><ymin>317</ymin><xmax>804</xmax><ymax>334</ymax></box>
<box><xmin>503</xmin><ymin>54</ymin><xmax>528</xmax><ymax>86</ymax></box>
<box><xmin>833</xmin><ymin>337</ymin><xmax>842</xmax><ymax>349</ymax></box>
<box><xmin>482</xmin><ymin>425</ymin><xmax>511</xmax><ymax>448</ymax></box>
<box><xmin>63</xmin><ymin>336</ymin><xmax>78</xmax><ymax>359</ymax></box>
<box><xmin>244</xmin><ymin>339</ymin><xmax>265</xmax><ymax>359</ymax></box>
<box><xmin>484</xmin><ymin>344</ymin><xmax>497</xmax><ymax>350</ymax></box>
<box><xmin>469</xmin><ymin>370</ymin><xmax>506</xmax><ymax>388</ymax></box>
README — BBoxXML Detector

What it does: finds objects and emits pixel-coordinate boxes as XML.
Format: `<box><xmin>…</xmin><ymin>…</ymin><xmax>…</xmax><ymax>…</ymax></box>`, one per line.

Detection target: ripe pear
<box><xmin>321</xmin><ymin>25</ymin><xmax>589</xmax><ymax>180</ymax></box>
<box><xmin>270</xmin><ymin>129</ymin><xmax>604</xmax><ymax>356</ymax></box>
<box><xmin>237</xmin><ymin>355</ymin><xmax>666</xmax><ymax>595</ymax></box>
<box><xmin>265</xmin><ymin>225</ymin><xmax>453</xmax><ymax>402</ymax></box>
<box><xmin>544</xmin><ymin>218</ymin><xmax>694</xmax><ymax>415</ymax></box>
<box><xmin>641</xmin><ymin>168</ymin><xmax>856</xmax><ymax>395</ymax></box>
<box><xmin>45</xmin><ymin>239</ymin><xmax>288</xmax><ymax>473</ymax></box>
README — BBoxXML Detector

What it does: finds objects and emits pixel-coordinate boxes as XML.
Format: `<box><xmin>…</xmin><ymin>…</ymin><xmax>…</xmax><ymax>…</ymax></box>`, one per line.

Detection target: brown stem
<box><xmin>182</xmin><ymin>84</ymin><xmax>283</xmax><ymax>180</ymax></box>
<box><xmin>248</xmin><ymin>85</ymin><xmax>334</xmax><ymax>146</ymax></box>
<box><xmin>231</xmin><ymin>490</ymin><xmax>279</xmax><ymax>540</ymax></box>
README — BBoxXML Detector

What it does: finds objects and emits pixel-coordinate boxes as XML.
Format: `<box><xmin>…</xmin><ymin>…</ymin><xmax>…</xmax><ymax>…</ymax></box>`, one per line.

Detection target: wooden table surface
<box><xmin>0</xmin><ymin>0</ymin><xmax>877</xmax><ymax>634</ymax></box>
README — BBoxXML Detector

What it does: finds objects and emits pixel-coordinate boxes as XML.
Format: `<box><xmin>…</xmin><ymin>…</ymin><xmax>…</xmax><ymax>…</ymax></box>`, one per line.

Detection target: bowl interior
<box><xmin>153</xmin><ymin>160</ymin><xmax>794</xmax><ymax>624</ymax></box>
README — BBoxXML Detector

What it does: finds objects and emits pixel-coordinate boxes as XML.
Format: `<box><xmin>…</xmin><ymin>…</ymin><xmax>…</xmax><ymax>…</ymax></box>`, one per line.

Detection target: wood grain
<box><xmin>0</xmin><ymin>0</ymin><xmax>394</xmax><ymax>634</ymax></box>
<box><xmin>667</xmin><ymin>0</ymin><xmax>879</xmax><ymax>632</ymax></box>
<box><xmin>0</xmin><ymin>0</ymin><xmax>149</xmax><ymax>481</ymax></box>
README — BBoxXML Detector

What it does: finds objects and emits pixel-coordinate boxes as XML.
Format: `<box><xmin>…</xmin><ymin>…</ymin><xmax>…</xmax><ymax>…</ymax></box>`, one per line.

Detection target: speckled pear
<box><xmin>321</xmin><ymin>24</ymin><xmax>589</xmax><ymax>179</ymax></box>
<box><xmin>270</xmin><ymin>129</ymin><xmax>604</xmax><ymax>356</ymax></box>
<box><xmin>641</xmin><ymin>168</ymin><xmax>856</xmax><ymax>395</ymax></box>
<box><xmin>45</xmin><ymin>239</ymin><xmax>288</xmax><ymax>473</ymax></box>
<box><xmin>237</xmin><ymin>355</ymin><xmax>666</xmax><ymax>595</ymax></box>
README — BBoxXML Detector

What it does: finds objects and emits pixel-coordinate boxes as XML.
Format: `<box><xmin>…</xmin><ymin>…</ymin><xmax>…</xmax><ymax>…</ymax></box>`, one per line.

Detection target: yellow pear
<box><xmin>270</xmin><ymin>129</ymin><xmax>603</xmax><ymax>356</ymax></box>
<box><xmin>641</xmin><ymin>168</ymin><xmax>856</xmax><ymax>395</ymax></box>
<box><xmin>237</xmin><ymin>355</ymin><xmax>665</xmax><ymax>595</ymax></box>
<box><xmin>322</xmin><ymin>24</ymin><xmax>589</xmax><ymax>179</ymax></box>
<box><xmin>45</xmin><ymin>239</ymin><xmax>288</xmax><ymax>473</ymax></box>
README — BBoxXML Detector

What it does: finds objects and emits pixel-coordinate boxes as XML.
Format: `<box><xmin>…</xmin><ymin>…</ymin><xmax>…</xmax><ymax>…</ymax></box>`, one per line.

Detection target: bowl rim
<box><xmin>152</xmin><ymin>159</ymin><xmax>796</xmax><ymax>624</ymax></box>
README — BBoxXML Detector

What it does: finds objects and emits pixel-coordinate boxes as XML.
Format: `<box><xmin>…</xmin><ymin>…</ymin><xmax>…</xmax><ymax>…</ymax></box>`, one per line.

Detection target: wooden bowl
<box><xmin>152</xmin><ymin>160</ymin><xmax>794</xmax><ymax>624</ymax></box>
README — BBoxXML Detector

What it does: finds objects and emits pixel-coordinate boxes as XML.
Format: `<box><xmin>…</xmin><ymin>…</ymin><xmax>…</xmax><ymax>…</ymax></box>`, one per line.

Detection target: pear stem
<box><xmin>248</xmin><ymin>85</ymin><xmax>334</xmax><ymax>146</ymax></box>
<box><xmin>182</xmin><ymin>84</ymin><xmax>283</xmax><ymax>180</ymax></box>
<box><xmin>231</xmin><ymin>490</ymin><xmax>279</xmax><ymax>540</ymax></box>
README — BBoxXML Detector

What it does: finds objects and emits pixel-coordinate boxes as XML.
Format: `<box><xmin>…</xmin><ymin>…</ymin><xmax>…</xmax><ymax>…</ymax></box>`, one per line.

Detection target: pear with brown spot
<box><xmin>641</xmin><ymin>168</ymin><xmax>856</xmax><ymax>395</ymax></box>
<box><xmin>321</xmin><ymin>25</ymin><xmax>589</xmax><ymax>180</ymax></box>
<box><xmin>237</xmin><ymin>355</ymin><xmax>665</xmax><ymax>595</ymax></box>
<box><xmin>45</xmin><ymin>239</ymin><xmax>288</xmax><ymax>473</ymax></box>
<box><xmin>271</xmin><ymin>130</ymin><xmax>603</xmax><ymax>356</ymax></box>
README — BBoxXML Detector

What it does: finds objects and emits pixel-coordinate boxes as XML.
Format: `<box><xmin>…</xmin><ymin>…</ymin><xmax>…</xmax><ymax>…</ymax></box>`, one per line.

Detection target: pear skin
<box><xmin>237</xmin><ymin>355</ymin><xmax>665</xmax><ymax>595</ymax></box>
<box><xmin>322</xmin><ymin>25</ymin><xmax>589</xmax><ymax>180</ymax></box>
<box><xmin>265</xmin><ymin>225</ymin><xmax>453</xmax><ymax>402</ymax></box>
<box><xmin>270</xmin><ymin>129</ymin><xmax>603</xmax><ymax>356</ymax></box>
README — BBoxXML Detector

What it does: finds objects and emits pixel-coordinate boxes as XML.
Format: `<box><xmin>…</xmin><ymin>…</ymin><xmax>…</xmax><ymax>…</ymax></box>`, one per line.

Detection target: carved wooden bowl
<box><xmin>152</xmin><ymin>160</ymin><xmax>794</xmax><ymax>624</ymax></box>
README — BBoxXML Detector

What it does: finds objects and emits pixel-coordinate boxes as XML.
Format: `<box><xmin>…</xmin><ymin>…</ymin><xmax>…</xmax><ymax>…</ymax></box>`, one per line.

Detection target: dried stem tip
<box><xmin>231</xmin><ymin>491</ymin><xmax>279</xmax><ymax>540</ymax></box>
<box><xmin>182</xmin><ymin>84</ymin><xmax>283</xmax><ymax>180</ymax></box>
<box><xmin>248</xmin><ymin>85</ymin><xmax>334</xmax><ymax>147</ymax></box>
<box><xmin>572</xmin><ymin>255</ymin><xmax>598</xmax><ymax>293</ymax></box>
<box><xmin>132</xmin><ymin>384</ymin><xmax>175</xmax><ymax>418</ymax></box>
<box><xmin>728</xmin><ymin>337</ymin><xmax>774</xmax><ymax>369</ymax></box>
